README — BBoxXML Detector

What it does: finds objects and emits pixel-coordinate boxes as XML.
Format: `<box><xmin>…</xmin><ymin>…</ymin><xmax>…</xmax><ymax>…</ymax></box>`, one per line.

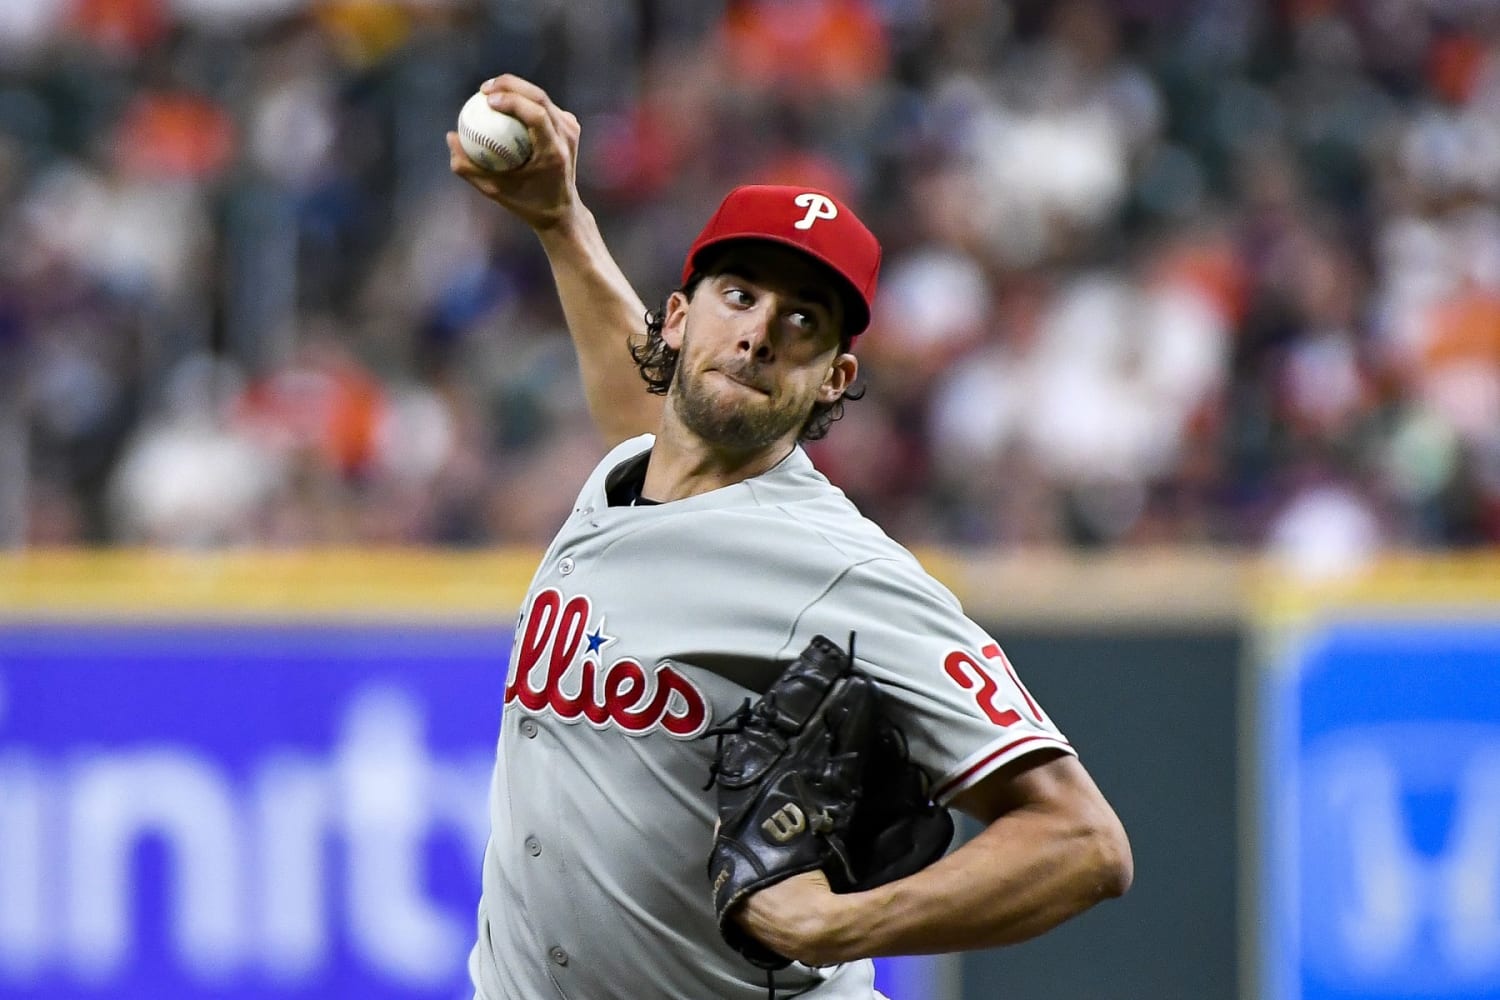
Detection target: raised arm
<box><xmin>447</xmin><ymin>75</ymin><xmax>663</xmax><ymax>447</ymax></box>
<box><xmin>735</xmin><ymin>751</ymin><xmax>1133</xmax><ymax>964</ymax></box>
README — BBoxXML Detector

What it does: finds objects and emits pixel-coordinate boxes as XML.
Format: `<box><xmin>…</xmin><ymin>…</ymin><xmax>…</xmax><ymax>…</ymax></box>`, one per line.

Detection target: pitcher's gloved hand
<box><xmin>704</xmin><ymin>634</ymin><xmax>954</xmax><ymax>969</ymax></box>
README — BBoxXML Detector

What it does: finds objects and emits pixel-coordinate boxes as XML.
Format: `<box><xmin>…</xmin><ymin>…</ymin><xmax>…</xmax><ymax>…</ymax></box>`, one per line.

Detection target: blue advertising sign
<box><xmin>0</xmin><ymin>624</ymin><xmax>507</xmax><ymax>1000</ymax></box>
<box><xmin>0</xmin><ymin>622</ymin><xmax>936</xmax><ymax>1000</ymax></box>
<box><xmin>1264</xmin><ymin>620</ymin><xmax>1500</xmax><ymax>1000</ymax></box>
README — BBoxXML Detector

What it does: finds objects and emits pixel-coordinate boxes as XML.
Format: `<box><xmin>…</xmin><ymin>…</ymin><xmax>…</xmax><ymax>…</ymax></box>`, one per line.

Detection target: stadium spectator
<box><xmin>2</xmin><ymin>0</ymin><xmax>1497</xmax><ymax>556</ymax></box>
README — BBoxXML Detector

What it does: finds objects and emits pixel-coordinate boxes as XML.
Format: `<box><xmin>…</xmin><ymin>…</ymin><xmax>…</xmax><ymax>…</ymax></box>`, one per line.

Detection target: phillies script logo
<box><xmin>505</xmin><ymin>587</ymin><xmax>710</xmax><ymax>738</ymax></box>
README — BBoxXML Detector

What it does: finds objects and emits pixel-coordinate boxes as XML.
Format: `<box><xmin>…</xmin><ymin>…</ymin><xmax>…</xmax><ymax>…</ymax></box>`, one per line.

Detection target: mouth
<box><xmin>713</xmin><ymin>368</ymin><xmax>771</xmax><ymax>395</ymax></box>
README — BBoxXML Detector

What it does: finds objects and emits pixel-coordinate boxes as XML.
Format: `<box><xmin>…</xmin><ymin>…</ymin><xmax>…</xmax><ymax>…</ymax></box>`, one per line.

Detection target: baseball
<box><xmin>457</xmin><ymin>91</ymin><xmax>533</xmax><ymax>173</ymax></box>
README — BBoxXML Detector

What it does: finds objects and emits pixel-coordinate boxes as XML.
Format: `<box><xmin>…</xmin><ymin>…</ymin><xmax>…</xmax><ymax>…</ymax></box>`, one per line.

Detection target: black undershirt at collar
<box><xmin>605</xmin><ymin>459</ymin><xmax>661</xmax><ymax>507</ymax></box>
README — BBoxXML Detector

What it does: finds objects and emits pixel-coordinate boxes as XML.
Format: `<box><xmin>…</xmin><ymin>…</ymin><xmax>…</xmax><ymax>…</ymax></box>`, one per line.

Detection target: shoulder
<box><xmin>601</xmin><ymin>432</ymin><xmax>655</xmax><ymax>469</ymax></box>
<box><xmin>589</xmin><ymin>432</ymin><xmax>655</xmax><ymax>488</ymax></box>
<box><xmin>745</xmin><ymin>453</ymin><xmax>919</xmax><ymax>566</ymax></box>
<box><xmin>556</xmin><ymin>433</ymin><xmax>655</xmax><ymax>517</ymax></box>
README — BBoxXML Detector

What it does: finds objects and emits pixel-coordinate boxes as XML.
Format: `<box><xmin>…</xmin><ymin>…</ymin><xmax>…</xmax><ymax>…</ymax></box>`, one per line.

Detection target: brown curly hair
<box><xmin>628</xmin><ymin>274</ymin><xmax>864</xmax><ymax>442</ymax></box>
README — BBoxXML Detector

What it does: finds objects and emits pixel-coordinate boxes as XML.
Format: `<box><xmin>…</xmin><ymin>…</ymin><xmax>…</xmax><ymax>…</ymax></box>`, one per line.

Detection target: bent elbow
<box><xmin>1091</xmin><ymin>814</ymin><xmax>1133</xmax><ymax>900</ymax></box>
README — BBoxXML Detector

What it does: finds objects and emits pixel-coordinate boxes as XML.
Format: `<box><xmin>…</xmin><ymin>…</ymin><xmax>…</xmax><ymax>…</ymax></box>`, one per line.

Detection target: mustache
<box><xmin>715</xmin><ymin>361</ymin><xmax>772</xmax><ymax>393</ymax></box>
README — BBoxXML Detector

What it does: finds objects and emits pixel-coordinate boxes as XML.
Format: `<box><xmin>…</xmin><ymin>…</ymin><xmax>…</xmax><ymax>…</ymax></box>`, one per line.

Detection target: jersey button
<box><xmin>549</xmin><ymin>946</ymin><xmax>569</xmax><ymax>966</ymax></box>
<box><xmin>525</xmin><ymin>835</ymin><xmax>542</xmax><ymax>857</ymax></box>
<box><xmin>559</xmin><ymin>557</ymin><xmax>575</xmax><ymax>575</ymax></box>
<box><xmin>520</xmin><ymin>719</ymin><xmax>538</xmax><ymax>739</ymax></box>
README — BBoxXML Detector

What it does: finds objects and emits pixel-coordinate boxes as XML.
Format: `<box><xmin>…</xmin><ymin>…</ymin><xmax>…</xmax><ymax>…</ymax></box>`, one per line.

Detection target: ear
<box><xmin>661</xmin><ymin>290</ymin><xmax>690</xmax><ymax>351</ymax></box>
<box><xmin>817</xmin><ymin>352</ymin><xmax>858</xmax><ymax>404</ymax></box>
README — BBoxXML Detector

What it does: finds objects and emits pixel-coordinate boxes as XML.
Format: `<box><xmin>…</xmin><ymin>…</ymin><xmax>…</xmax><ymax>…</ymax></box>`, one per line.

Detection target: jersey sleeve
<box><xmin>789</xmin><ymin>557</ymin><xmax>1075</xmax><ymax>806</ymax></box>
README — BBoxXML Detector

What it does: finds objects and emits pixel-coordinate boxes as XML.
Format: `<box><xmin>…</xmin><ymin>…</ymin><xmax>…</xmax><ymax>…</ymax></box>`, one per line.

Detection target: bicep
<box><xmin>533</xmin><ymin>214</ymin><xmax>663</xmax><ymax>445</ymax></box>
<box><xmin>584</xmin><ymin>370</ymin><xmax>664</xmax><ymax>447</ymax></box>
<box><xmin>952</xmin><ymin>750</ymin><xmax>1135</xmax><ymax>900</ymax></box>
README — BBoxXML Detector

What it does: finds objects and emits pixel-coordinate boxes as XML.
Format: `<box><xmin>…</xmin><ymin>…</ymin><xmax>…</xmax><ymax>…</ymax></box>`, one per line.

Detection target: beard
<box><xmin>670</xmin><ymin>331</ymin><xmax>810</xmax><ymax>452</ymax></box>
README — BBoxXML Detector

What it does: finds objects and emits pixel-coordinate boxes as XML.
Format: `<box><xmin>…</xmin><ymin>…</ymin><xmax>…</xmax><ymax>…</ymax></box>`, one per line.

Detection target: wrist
<box><xmin>736</xmin><ymin>873</ymin><xmax>868</xmax><ymax>967</ymax></box>
<box><xmin>815</xmin><ymin>890</ymin><xmax>866</xmax><ymax>965</ymax></box>
<box><xmin>535</xmin><ymin>202</ymin><xmax>595</xmax><ymax>246</ymax></box>
<box><xmin>821</xmin><ymin>881</ymin><xmax>906</xmax><ymax>964</ymax></box>
<box><xmin>791</xmin><ymin>885</ymin><xmax>870</xmax><ymax>966</ymax></box>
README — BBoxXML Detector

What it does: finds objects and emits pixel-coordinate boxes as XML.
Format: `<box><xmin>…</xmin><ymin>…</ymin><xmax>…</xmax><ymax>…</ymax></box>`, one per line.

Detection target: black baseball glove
<box><xmin>704</xmin><ymin>634</ymin><xmax>955</xmax><ymax>969</ymax></box>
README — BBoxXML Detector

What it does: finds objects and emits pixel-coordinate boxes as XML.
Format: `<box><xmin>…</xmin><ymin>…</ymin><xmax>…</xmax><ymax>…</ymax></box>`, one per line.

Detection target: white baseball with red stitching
<box><xmin>457</xmin><ymin>91</ymin><xmax>533</xmax><ymax>173</ymax></box>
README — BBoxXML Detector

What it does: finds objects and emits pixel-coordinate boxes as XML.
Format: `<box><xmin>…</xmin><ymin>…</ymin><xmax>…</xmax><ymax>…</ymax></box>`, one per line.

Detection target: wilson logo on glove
<box><xmin>761</xmin><ymin>804</ymin><xmax>807</xmax><ymax>842</ymax></box>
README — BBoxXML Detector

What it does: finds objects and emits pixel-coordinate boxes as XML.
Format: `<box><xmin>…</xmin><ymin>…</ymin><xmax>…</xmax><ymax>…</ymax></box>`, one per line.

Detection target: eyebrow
<box><xmin>719</xmin><ymin>266</ymin><xmax>838</xmax><ymax>316</ymax></box>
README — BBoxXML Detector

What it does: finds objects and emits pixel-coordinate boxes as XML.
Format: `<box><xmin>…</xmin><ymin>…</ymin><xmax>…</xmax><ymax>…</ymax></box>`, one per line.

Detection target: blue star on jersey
<box><xmin>585</xmin><ymin>619</ymin><xmax>617</xmax><ymax>657</ymax></box>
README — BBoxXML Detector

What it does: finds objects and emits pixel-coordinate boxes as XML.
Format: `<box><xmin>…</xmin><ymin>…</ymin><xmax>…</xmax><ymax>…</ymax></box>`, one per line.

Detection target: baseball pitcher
<box><xmin>447</xmin><ymin>75</ymin><xmax>1133</xmax><ymax>1000</ymax></box>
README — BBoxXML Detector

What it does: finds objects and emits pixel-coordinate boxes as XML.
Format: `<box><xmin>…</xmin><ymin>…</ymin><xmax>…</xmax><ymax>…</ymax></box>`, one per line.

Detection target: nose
<box><xmin>737</xmin><ymin>307</ymin><xmax>776</xmax><ymax>361</ymax></box>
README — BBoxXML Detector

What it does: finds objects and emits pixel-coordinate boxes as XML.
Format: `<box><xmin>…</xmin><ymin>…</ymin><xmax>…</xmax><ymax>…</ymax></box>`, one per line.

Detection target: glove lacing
<box><xmin>700</xmin><ymin>697</ymin><xmax>753</xmax><ymax>790</ymax></box>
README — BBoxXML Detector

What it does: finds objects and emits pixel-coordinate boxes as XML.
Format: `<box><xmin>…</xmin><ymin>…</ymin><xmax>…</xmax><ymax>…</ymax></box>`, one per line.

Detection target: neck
<box><xmin>641</xmin><ymin>411</ymin><xmax>797</xmax><ymax>502</ymax></box>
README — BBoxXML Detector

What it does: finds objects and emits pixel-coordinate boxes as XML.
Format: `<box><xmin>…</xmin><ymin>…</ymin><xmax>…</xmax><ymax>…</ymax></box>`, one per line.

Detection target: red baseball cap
<box><xmin>681</xmin><ymin>185</ymin><xmax>882</xmax><ymax>337</ymax></box>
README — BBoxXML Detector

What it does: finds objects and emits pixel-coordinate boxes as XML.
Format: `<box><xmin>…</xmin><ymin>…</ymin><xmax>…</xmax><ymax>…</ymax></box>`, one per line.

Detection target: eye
<box><xmin>785</xmin><ymin>310</ymin><xmax>822</xmax><ymax>336</ymax></box>
<box><xmin>724</xmin><ymin>287</ymin><xmax>753</xmax><ymax>308</ymax></box>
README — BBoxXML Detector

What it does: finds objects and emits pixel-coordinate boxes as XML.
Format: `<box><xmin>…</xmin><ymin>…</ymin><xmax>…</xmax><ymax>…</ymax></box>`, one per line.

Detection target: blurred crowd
<box><xmin>2</xmin><ymin>0</ymin><xmax>1498</xmax><ymax>568</ymax></box>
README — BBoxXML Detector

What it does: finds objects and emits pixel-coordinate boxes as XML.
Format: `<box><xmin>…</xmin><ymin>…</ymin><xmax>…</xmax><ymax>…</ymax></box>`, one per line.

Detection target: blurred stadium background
<box><xmin>1</xmin><ymin>1</ymin><xmax>1498</xmax><ymax>999</ymax></box>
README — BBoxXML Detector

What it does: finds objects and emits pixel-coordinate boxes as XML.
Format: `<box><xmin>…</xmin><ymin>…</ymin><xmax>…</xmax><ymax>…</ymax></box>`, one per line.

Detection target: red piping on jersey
<box><xmin>933</xmin><ymin>734</ymin><xmax>1072</xmax><ymax>802</ymax></box>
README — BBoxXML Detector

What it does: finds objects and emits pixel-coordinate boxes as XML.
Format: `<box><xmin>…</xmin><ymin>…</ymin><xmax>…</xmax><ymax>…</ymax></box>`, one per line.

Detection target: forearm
<box><xmin>446</xmin><ymin>76</ymin><xmax>662</xmax><ymax>446</ymax></box>
<box><xmin>739</xmin><ymin>777</ymin><xmax>1131</xmax><ymax>967</ymax></box>
<box><xmin>840</xmin><ymin>799</ymin><xmax>1130</xmax><ymax>959</ymax></box>
<box><xmin>536</xmin><ymin>208</ymin><xmax>661</xmax><ymax>445</ymax></box>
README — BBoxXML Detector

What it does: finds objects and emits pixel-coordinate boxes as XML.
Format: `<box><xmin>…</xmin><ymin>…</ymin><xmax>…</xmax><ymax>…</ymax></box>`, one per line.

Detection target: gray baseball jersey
<box><xmin>469</xmin><ymin>434</ymin><xmax>1075</xmax><ymax>1000</ymax></box>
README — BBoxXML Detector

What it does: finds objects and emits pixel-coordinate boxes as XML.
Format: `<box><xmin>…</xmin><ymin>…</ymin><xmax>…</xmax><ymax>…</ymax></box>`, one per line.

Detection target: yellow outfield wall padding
<box><xmin>0</xmin><ymin>549</ymin><xmax>540</xmax><ymax>621</ymax></box>
<box><xmin>1251</xmin><ymin>552</ymin><xmax>1500</xmax><ymax>629</ymax></box>
<box><xmin>1</xmin><ymin>548</ymin><xmax>1496</xmax><ymax>626</ymax></box>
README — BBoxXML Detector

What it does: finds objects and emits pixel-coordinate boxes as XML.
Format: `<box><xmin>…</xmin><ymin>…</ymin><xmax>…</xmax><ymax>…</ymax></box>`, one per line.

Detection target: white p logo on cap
<box><xmin>793</xmin><ymin>193</ymin><xmax>838</xmax><ymax>230</ymax></box>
